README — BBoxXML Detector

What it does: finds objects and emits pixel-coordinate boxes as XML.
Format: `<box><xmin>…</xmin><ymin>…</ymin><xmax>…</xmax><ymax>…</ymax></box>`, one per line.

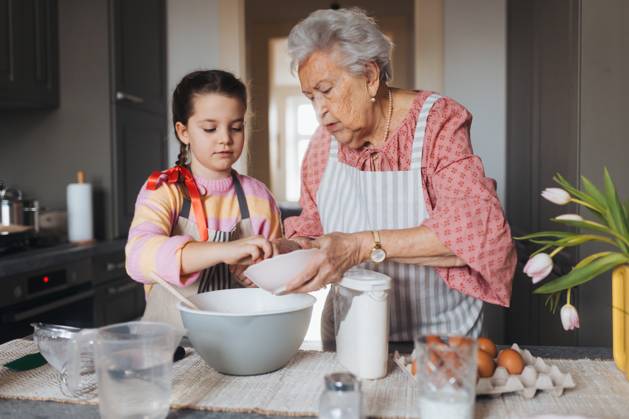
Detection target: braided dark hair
<box><xmin>172</xmin><ymin>70</ymin><xmax>247</xmax><ymax>167</ymax></box>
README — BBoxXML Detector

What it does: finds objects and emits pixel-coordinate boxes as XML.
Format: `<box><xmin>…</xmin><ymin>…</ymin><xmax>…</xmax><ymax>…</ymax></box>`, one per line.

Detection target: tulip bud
<box><xmin>555</xmin><ymin>214</ymin><xmax>584</xmax><ymax>221</ymax></box>
<box><xmin>523</xmin><ymin>253</ymin><xmax>553</xmax><ymax>284</ymax></box>
<box><xmin>541</xmin><ymin>188</ymin><xmax>571</xmax><ymax>205</ymax></box>
<box><xmin>560</xmin><ymin>303</ymin><xmax>580</xmax><ymax>331</ymax></box>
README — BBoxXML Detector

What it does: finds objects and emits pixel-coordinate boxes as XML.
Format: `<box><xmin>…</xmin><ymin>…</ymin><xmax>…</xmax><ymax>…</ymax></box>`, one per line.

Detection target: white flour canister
<box><xmin>333</xmin><ymin>268</ymin><xmax>392</xmax><ymax>380</ymax></box>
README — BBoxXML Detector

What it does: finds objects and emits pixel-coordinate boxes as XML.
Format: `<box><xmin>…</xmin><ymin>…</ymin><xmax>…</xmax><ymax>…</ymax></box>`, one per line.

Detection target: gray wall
<box><xmin>166</xmin><ymin>0</ymin><xmax>220</xmax><ymax>166</ymax></box>
<box><xmin>443</xmin><ymin>0</ymin><xmax>507</xmax><ymax>342</ymax></box>
<box><xmin>0</xmin><ymin>0</ymin><xmax>112</xmax><ymax>238</ymax></box>
<box><xmin>443</xmin><ymin>0</ymin><xmax>507</xmax><ymax>205</ymax></box>
<box><xmin>576</xmin><ymin>0</ymin><xmax>629</xmax><ymax>346</ymax></box>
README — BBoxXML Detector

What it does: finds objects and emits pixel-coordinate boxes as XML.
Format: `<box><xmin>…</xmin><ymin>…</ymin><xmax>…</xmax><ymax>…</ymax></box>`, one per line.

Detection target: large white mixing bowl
<box><xmin>177</xmin><ymin>288</ymin><xmax>315</xmax><ymax>375</ymax></box>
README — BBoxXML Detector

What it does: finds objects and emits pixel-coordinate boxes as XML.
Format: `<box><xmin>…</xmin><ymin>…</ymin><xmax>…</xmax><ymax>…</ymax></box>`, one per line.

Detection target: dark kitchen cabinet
<box><xmin>111</xmin><ymin>0</ymin><xmax>167</xmax><ymax>237</ymax></box>
<box><xmin>113</xmin><ymin>107</ymin><xmax>166</xmax><ymax>240</ymax></box>
<box><xmin>112</xmin><ymin>0</ymin><xmax>167</xmax><ymax>116</ymax></box>
<box><xmin>92</xmin><ymin>249</ymin><xmax>145</xmax><ymax>327</ymax></box>
<box><xmin>0</xmin><ymin>0</ymin><xmax>59</xmax><ymax>109</ymax></box>
<box><xmin>506</xmin><ymin>0</ymin><xmax>629</xmax><ymax>346</ymax></box>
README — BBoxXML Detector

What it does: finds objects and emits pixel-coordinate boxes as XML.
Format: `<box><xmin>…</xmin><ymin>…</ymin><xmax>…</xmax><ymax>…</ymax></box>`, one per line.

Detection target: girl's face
<box><xmin>176</xmin><ymin>93</ymin><xmax>245</xmax><ymax>179</ymax></box>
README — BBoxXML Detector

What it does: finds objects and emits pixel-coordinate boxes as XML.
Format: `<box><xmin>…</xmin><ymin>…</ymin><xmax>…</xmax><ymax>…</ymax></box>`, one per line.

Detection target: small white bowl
<box><xmin>244</xmin><ymin>248</ymin><xmax>320</xmax><ymax>294</ymax></box>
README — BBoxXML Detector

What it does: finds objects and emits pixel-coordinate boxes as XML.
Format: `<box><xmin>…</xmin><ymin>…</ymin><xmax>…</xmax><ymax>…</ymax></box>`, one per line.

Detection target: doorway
<box><xmin>246</xmin><ymin>0</ymin><xmax>415</xmax><ymax>346</ymax></box>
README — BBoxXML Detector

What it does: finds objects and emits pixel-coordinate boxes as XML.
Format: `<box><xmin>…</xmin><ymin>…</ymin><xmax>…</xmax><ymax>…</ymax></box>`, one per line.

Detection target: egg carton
<box><xmin>393</xmin><ymin>343</ymin><xmax>576</xmax><ymax>399</ymax></box>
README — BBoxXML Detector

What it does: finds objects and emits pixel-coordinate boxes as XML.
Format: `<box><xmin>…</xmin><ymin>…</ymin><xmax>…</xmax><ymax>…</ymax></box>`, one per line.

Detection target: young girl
<box><xmin>125</xmin><ymin>70</ymin><xmax>282</xmax><ymax>328</ymax></box>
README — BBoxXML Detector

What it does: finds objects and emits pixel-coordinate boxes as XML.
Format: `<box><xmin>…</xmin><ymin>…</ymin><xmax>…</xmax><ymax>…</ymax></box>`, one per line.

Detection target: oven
<box><xmin>1</xmin><ymin>243</ymin><xmax>146</xmax><ymax>343</ymax></box>
<box><xmin>0</xmin><ymin>259</ymin><xmax>95</xmax><ymax>343</ymax></box>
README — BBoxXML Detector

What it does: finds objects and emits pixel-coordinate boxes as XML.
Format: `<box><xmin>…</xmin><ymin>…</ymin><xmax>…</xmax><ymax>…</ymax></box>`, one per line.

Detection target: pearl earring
<box><xmin>370</xmin><ymin>97</ymin><xmax>376</xmax><ymax>103</ymax></box>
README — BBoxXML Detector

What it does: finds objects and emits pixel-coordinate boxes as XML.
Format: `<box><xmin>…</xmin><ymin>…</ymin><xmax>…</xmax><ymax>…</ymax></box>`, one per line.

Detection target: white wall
<box><xmin>443</xmin><ymin>0</ymin><xmax>506</xmax><ymax>204</ymax></box>
<box><xmin>166</xmin><ymin>0</ymin><xmax>247</xmax><ymax>173</ymax></box>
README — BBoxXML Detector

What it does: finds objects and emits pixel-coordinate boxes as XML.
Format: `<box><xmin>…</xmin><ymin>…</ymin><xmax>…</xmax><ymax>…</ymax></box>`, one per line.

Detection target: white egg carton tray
<box><xmin>393</xmin><ymin>343</ymin><xmax>576</xmax><ymax>399</ymax></box>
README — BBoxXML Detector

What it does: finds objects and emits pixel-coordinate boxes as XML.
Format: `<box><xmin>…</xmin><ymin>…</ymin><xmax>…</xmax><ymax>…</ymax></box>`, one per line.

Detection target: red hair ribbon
<box><xmin>146</xmin><ymin>166</ymin><xmax>208</xmax><ymax>242</ymax></box>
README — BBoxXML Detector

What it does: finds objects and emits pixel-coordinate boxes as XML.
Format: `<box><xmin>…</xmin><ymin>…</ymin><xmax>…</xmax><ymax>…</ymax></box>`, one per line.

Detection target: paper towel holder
<box><xmin>67</xmin><ymin>169</ymin><xmax>94</xmax><ymax>244</ymax></box>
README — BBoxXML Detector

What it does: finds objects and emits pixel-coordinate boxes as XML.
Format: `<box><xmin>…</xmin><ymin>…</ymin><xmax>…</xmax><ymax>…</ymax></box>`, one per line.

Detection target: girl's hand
<box><xmin>220</xmin><ymin>235</ymin><xmax>273</xmax><ymax>265</ymax></box>
<box><xmin>229</xmin><ymin>265</ymin><xmax>257</xmax><ymax>288</ymax></box>
<box><xmin>283</xmin><ymin>232</ymin><xmax>370</xmax><ymax>293</ymax></box>
<box><xmin>271</xmin><ymin>237</ymin><xmax>314</xmax><ymax>255</ymax></box>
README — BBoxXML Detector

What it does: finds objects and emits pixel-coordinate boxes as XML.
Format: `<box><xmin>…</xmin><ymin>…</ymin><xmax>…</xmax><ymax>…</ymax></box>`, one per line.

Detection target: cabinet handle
<box><xmin>7</xmin><ymin>290</ymin><xmax>95</xmax><ymax>323</ymax></box>
<box><xmin>106</xmin><ymin>261</ymin><xmax>125</xmax><ymax>272</ymax></box>
<box><xmin>116</xmin><ymin>91</ymin><xmax>144</xmax><ymax>104</ymax></box>
<box><xmin>108</xmin><ymin>282</ymin><xmax>138</xmax><ymax>296</ymax></box>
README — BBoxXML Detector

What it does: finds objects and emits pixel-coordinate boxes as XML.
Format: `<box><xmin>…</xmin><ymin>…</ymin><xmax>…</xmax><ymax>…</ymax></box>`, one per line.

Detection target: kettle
<box><xmin>0</xmin><ymin>180</ymin><xmax>23</xmax><ymax>226</ymax></box>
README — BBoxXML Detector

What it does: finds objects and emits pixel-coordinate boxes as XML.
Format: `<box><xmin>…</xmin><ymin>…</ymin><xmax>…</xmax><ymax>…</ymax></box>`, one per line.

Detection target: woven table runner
<box><xmin>1</xmin><ymin>339</ymin><xmax>628</xmax><ymax>418</ymax></box>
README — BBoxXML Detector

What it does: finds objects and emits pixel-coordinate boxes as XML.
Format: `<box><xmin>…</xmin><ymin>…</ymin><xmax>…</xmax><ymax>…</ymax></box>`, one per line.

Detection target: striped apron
<box><xmin>317</xmin><ymin>94</ymin><xmax>483</xmax><ymax>342</ymax></box>
<box><xmin>142</xmin><ymin>171</ymin><xmax>253</xmax><ymax>329</ymax></box>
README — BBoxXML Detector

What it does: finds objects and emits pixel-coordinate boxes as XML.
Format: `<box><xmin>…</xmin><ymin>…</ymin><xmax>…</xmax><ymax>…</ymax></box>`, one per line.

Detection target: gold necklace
<box><xmin>382</xmin><ymin>88</ymin><xmax>393</xmax><ymax>144</ymax></box>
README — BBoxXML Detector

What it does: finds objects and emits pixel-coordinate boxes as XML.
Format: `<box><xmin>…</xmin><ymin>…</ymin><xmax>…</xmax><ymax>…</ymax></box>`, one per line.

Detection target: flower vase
<box><xmin>612</xmin><ymin>264</ymin><xmax>629</xmax><ymax>379</ymax></box>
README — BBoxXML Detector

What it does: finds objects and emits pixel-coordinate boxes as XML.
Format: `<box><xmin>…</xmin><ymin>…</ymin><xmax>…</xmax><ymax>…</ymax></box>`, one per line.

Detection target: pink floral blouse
<box><xmin>284</xmin><ymin>91</ymin><xmax>517</xmax><ymax>307</ymax></box>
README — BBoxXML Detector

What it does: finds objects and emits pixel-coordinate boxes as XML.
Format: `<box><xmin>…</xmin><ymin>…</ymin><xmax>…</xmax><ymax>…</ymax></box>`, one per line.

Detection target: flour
<box><xmin>334</xmin><ymin>269</ymin><xmax>391</xmax><ymax>380</ymax></box>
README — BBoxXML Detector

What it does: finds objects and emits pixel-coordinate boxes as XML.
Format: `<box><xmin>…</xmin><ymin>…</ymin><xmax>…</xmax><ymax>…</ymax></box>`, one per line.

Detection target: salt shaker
<box><xmin>319</xmin><ymin>372</ymin><xmax>363</xmax><ymax>419</ymax></box>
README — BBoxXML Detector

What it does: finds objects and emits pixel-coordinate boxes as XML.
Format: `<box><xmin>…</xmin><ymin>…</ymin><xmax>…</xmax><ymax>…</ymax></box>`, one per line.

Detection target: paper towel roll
<box><xmin>67</xmin><ymin>182</ymin><xmax>93</xmax><ymax>242</ymax></box>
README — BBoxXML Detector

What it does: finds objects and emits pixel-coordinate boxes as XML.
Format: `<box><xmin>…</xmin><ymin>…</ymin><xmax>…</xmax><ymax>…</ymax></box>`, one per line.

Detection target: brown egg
<box><xmin>477</xmin><ymin>349</ymin><xmax>496</xmax><ymax>378</ymax></box>
<box><xmin>448</xmin><ymin>336</ymin><xmax>473</xmax><ymax>348</ymax></box>
<box><xmin>425</xmin><ymin>335</ymin><xmax>444</xmax><ymax>345</ymax></box>
<box><xmin>478</xmin><ymin>337</ymin><xmax>497</xmax><ymax>358</ymax></box>
<box><xmin>497</xmin><ymin>349</ymin><xmax>525</xmax><ymax>374</ymax></box>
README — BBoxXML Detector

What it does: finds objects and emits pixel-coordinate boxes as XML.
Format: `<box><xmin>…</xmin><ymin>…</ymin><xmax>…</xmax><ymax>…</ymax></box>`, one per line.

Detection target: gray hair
<box><xmin>287</xmin><ymin>8</ymin><xmax>393</xmax><ymax>82</ymax></box>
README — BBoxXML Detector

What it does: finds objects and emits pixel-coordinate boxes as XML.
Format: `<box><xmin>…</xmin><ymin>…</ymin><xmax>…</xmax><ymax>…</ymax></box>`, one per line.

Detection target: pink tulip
<box><xmin>523</xmin><ymin>253</ymin><xmax>553</xmax><ymax>284</ymax></box>
<box><xmin>541</xmin><ymin>188</ymin><xmax>571</xmax><ymax>205</ymax></box>
<box><xmin>560</xmin><ymin>303</ymin><xmax>580</xmax><ymax>331</ymax></box>
<box><xmin>555</xmin><ymin>214</ymin><xmax>584</xmax><ymax>221</ymax></box>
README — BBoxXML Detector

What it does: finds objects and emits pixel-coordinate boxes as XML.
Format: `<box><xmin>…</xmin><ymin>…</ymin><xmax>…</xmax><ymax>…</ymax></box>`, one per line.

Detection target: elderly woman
<box><xmin>278</xmin><ymin>8</ymin><xmax>516</xmax><ymax>342</ymax></box>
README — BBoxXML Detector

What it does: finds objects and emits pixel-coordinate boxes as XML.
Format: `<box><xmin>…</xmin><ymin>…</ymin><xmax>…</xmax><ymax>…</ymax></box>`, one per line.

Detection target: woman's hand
<box><xmin>284</xmin><ymin>232</ymin><xmax>370</xmax><ymax>293</ymax></box>
<box><xmin>219</xmin><ymin>235</ymin><xmax>273</xmax><ymax>265</ymax></box>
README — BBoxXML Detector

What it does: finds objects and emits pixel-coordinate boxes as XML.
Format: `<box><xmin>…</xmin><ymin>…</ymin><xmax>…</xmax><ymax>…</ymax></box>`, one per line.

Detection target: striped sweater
<box><xmin>125</xmin><ymin>171</ymin><xmax>282</xmax><ymax>288</ymax></box>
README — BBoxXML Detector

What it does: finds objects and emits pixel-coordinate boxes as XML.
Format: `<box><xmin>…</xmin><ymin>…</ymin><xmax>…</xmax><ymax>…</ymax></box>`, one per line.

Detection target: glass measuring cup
<box><xmin>414</xmin><ymin>336</ymin><xmax>477</xmax><ymax>419</ymax></box>
<box><xmin>68</xmin><ymin>321</ymin><xmax>184</xmax><ymax>419</ymax></box>
<box><xmin>31</xmin><ymin>322</ymin><xmax>96</xmax><ymax>397</ymax></box>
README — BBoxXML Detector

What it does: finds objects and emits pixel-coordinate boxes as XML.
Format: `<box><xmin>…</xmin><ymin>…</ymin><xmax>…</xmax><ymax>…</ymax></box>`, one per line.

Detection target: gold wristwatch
<box><xmin>369</xmin><ymin>231</ymin><xmax>386</xmax><ymax>263</ymax></box>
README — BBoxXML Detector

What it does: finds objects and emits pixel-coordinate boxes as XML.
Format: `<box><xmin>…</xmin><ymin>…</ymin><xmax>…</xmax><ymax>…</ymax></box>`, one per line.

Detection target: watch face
<box><xmin>371</xmin><ymin>248</ymin><xmax>386</xmax><ymax>263</ymax></box>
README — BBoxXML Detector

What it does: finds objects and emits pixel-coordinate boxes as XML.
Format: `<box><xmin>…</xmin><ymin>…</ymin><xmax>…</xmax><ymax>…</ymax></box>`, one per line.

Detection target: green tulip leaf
<box><xmin>603</xmin><ymin>168</ymin><xmax>629</xmax><ymax>252</ymax></box>
<box><xmin>514</xmin><ymin>231</ymin><xmax>573</xmax><ymax>240</ymax></box>
<box><xmin>554</xmin><ymin>173</ymin><xmax>604</xmax><ymax>214</ymax></box>
<box><xmin>530</xmin><ymin>239</ymin><xmax>562</xmax><ymax>245</ymax></box>
<box><xmin>534</xmin><ymin>252</ymin><xmax>629</xmax><ymax>294</ymax></box>
<box><xmin>551</xmin><ymin>218</ymin><xmax>629</xmax><ymax>249</ymax></box>
<box><xmin>554</xmin><ymin>234</ymin><xmax>617</xmax><ymax>247</ymax></box>
<box><xmin>581</xmin><ymin>175</ymin><xmax>607</xmax><ymax>210</ymax></box>
<box><xmin>574</xmin><ymin>251</ymin><xmax>612</xmax><ymax>270</ymax></box>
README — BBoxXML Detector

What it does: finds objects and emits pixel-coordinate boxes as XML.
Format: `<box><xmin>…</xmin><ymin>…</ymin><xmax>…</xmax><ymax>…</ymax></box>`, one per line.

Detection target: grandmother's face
<box><xmin>298</xmin><ymin>50</ymin><xmax>377</xmax><ymax>149</ymax></box>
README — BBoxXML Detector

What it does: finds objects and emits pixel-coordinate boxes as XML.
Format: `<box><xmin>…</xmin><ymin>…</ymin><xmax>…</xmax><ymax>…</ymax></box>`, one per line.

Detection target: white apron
<box><xmin>317</xmin><ymin>94</ymin><xmax>483</xmax><ymax>342</ymax></box>
<box><xmin>142</xmin><ymin>171</ymin><xmax>253</xmax><ymax>329</ymax></box>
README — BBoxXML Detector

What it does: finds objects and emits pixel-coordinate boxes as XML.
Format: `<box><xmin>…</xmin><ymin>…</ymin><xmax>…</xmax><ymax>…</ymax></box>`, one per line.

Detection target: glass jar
<box><xmin>319</xmin><ymin>372</ymin><xmax>362</xmax><ymax>419</ymax></box>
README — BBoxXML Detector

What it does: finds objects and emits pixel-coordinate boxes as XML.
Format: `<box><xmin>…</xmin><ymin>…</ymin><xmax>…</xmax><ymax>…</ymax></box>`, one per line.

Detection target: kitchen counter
<box><xmin>0</xmin><ymin>239</ymin><xmax>126</xmax><ymax>278</ymax></box>
<box><xmin>0</xmin><ymin>344</ymin><xmax>613</xmax><ymax>419</ymax></box>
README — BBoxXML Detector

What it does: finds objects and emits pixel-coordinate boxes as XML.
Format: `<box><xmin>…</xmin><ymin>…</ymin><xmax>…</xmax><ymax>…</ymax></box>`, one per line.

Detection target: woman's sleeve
<box><xmin>125</xmin><ymin>183</ymin><xmax>200</xmax><ymax>287</ymax></box>
<box><xmin>284</xmin><ymin>127</ymin><xmax>327</xmax><ymax>239</ymax></box>
<box><xmin>421</xmin><ymin>98</ymin><xmax>517</xmax><ymax>307</ymax></box>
